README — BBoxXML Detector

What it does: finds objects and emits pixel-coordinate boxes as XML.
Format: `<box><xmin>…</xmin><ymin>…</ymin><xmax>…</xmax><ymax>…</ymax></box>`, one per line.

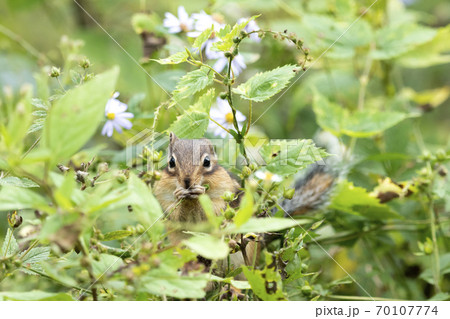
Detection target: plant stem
<box><xmin>209</xmin><ymin>116</ymin><xmax>230</xmax><ymax>133</ymax></box>
<box><xmin>0</xmin><ymin>24</ymin><xmax>51</xmax><ymax>64</ymax></box>
<box><xmin>426</xmin><ymin>162</ymin><xmax>441</xmax><ymax>293</ymax></box>
<box><xmin>245</xmin><ymin>100</ymin><xmax>252</xmax><ymax>135</ymax></box>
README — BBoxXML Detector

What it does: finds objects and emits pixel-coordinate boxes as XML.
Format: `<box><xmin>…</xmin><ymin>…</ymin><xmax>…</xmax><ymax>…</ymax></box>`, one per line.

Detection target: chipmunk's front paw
<box><xmin>174</xmin><ymin>186</ymin><xmax>190</xmax><ymax>199</ymax></box>
<box><xmin>187</xmin><ymin>185</ymin><xmax>206</xmax><ymax>199</ymax></box>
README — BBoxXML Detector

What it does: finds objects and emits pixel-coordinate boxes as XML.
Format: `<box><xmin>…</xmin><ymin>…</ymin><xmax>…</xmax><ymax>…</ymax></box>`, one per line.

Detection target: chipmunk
<box><xmin>154</xmin><ymin>132</ymin><xmax>337</xmax><ymax>271</ymax></box>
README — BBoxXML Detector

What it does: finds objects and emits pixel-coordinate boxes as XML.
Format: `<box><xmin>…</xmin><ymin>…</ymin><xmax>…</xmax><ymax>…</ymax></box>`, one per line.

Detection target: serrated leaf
<box><xmin>103</xmin><ymin>230</ymin><xmax>133</xmax><ymax>241</ymax></box>
<box><xmin>0</xmin><ymin>176</ymin><xmax>39</xmax><ymax>188</ymax></box>
<box><xmin>214</xmin><ymin>15</ymin><xmax>260</xmax><ymax>51</ymax></box>
<box><xmin>172</xmin><ymin>67</ymin><xmax>214</xmax><ymax>102</ymax></box>
<box><xmin>168</xmin><ymin>89</ymin><xmax>215</xmax><ymax>138</ymax></box>
<box><xmin>330</xmin><ymin>180</ymin><xmax>402</xmax><ymax>220</ymax></box>
<box><xmin>261</xmin><ymin>139</ymin><xmax>328</xmax><ymax>176</ymax></box>
<box><xmin>242</xmin><ymin>263</ymin><xmax>286</xmax><ymax>301</ymax></box>
<box><xmin>31</xmin><ymin>98</ymin><xmax>49</xmax><ymax>110</ymax></box>
<box><xmin>19</xmin><ymin>247</ymin><xmax>51</xmax><ymax>275</ymax></box>
<box><xmin>193</xmin><ymin>25</ymin><xmax>214</xmax><ymax>48</ymax></box>
<box><xmin>151</xmin><ymin>51</ymin><xmax>189</xmax><ymax>65</ymax></box>
<box><xmin>183</xmin><ymin>234</ymin><xmax>229</xmax><ymax>260</ymax></box>
<box><xmin>371</xmin><ymin>24</ymin><xmax>436</xmax><ymax>60</ymax></box>
<box><xmin>1</xmin><ymin>229</ymin><xmax>19</xmax><ymax>257</ymax></box>
<box><xmin>91</xmin><ymin>254</ymin><xmax>124</xmax><ymax>279</ymax></box>
<box><xmin>233</xmin><ymin>65</ymin><xmax>296</xmax><ymax>102</ymax></box>
<box><xmin>313</xmin><ymin>93</ymin><xmax>414</xmax><ymax>137</ymax></box>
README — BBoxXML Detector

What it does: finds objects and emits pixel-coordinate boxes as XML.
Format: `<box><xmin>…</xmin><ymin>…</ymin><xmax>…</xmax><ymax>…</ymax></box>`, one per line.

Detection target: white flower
<box><xmin>238</xmin><ymin>18</ymin><xmax>261</xmax><ymax>42</ymax></box>
<box><xmin>163</xmin><ymin>6</ymin><xmax>194</xmax><ymax>34</ymax></box>
<box><xmin>101</xmin><ymin>92</ymin><xmax>134</xmax><ymax>137</ymax></box>
<box><xmin>188</xmin><ymin>11</ymin><xmax>224</xmax><ymax>37</ymax></box>
<box><xmin>254</xmin><ymin>170</ymin><xmax>282</xmax><ymax>183</ymax></box>
<box><xmin>213</xmin><ymin>53</ymin><xmax>246</xmax><ymax>76</ymax></box>
<box><xmin>208</xmin><ymin>97</ymin><xmax>246</xmax><ymax>138</ymax></box>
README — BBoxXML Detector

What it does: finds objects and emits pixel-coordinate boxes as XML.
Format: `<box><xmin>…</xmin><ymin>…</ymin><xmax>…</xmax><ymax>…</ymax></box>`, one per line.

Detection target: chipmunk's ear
<box><xmin>169</xmin><ymin>132</ymin><xmax>178</xmax><ymax>145</ymax></box>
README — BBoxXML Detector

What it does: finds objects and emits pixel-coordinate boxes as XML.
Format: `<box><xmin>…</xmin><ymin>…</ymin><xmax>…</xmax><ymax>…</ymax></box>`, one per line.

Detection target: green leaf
<box><xmin>371</xmin><ymin>24</ymin><xmax>436</xmax><ymax>60</ymax></box>
<box><xmin>233</xmin><ymin>65</ymin><xmax>296</xmax><ymax>102</ymax></box>
<box><xmin>183</xmin><ymin>234</ymin><xmax>229</xmax><ymax>260</ymax></box>
<box><xmin>168</xmin><ymin>89</ymin><xmax>214</xmax><ymax>139</ymax></box>
<box><xmin>19</xmin><ymin>247</ymin><xmax>51</xmax><ymax>275</ymax></box>
<box><xmin>193</xmin><ymin>26</ymin><xmax>214</xmax><ymax>48</ymax></box>
<box><xmin>0</xmin><ymin>176</ymin><xmax>39</xmax><ymax>188</ymax></box>
<box><xmin>41</xmin><ymin>67</ymin><xmax>119</xmax><ymax>165</ymax></box>
<box><xmin>142</xmin><ymin>271</ymin><xmax>208</xmax><ymax>299</ymax></box>
<box><xmin>234</xmin><ymin>190</ymin><xmax>254</xmax><ymax>227</ymax></box>
<box><xmin>262</xmin><ymin>139</ymin><xmax>328</xmax><ymax>176</ymax></box>
<box><xmin>397</xmin><ymin>25</ymin><xmax>450</xmax><ymax>68</ymax></box>
<box><xmin>0</xmin><ymin>186</ymin><xmax>49</xmax><ymax>211</ymax></box>
<box><xmin>329</xmin><ymin>180</ymin><xmax>402</xmax><ymax>220</ymax></box>
<box><xmin>1</xmin><ymin>228</ymin><xmax>19</xmax><ymax>257</ymax></box>
<box><xmin>313</xmin><ymin>93</ymin><xmax>414</xmax><ymax>137</ymax></box>
<box><xmin>0</xmin><ymin>291</ymin><xmax>73</xmax><ymax>301</ymax></box>
<box><xmin>125</xmin><ymin>173</ymin><xmax>164</xmax><ymax>229</ymax></box>
<box><xmin>103</xmin><ymin>230</ymin><xmax>134</xmax><ymax>241</ymax></box>
<box><xmin>224</xmin><ymin>217</ymin><xmax>311</xmax><ymax>234</ymax></box>
<box><xmin>151</xmin><ymin>51</ymin><xmax>189</xmax><ymax>65</ymax></box>
<box><xmin>172</xmin><ymin>67</ymin><xmax>214</xmax><ymax>102</ymax></box>
<box><xmin>242</xmin><ymin>264</ymin><xmax>286</xmax><ymax>300</ymax></box>
<box><xmin>91</xmin><ymin>254</ymin><xmax>124</xmax><ymax>279</ymax></box>
<box><xmin>214</xmin><ymin>15</ymin><xmax>260</xmax><ymax>51</ymax></box>
<box><xmin>198</xmin><ymin>194</ymin><xmax>222</xmax><ymax>228</ymax></box>
<box><xmin>131</xmin><ymin>12</ymin><xmax>163</xmax><ymax>35</ymax></box>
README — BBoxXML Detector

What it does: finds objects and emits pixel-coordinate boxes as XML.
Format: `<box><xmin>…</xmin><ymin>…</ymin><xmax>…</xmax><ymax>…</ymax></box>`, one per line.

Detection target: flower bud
<box><xmin>8</xmin><ymin>211</ymin><xmax>23</xmax><ymax>228</ymax></box>
<box><xmin>136</xmin><ymin>224</ymin><xmax>145</xmax><ymax>234</ymax></box>
<box><xmin>301</xmin><ymin>284</ymin><xmax>312</xmax><ymax>296</ymax></box>
<box><xmin>49</xmin><ymin>66</ymin><xmax>61</xmax><ymax>78</ymax></box>
<box><xmin>249</xmin><ymin>162</ymin><xmax>258</xmax><ymax>171</ymax></box>
<box><xmin>233</xmin><ymin>36</ymin><xmax>241</xmax><ymax>43</ymax></box>
<box><xmin>219</xmin><ymin>92</ymin><xmax>228</xmax><ymax>100</ymax></box>
<box><xmin>153</xmin><ymin>171</ymin><xmax>162</xmax><ymax>181</ymax></box>
<box><xmin>242</xmin><ymin>166</ymin><xmax>252</xmax><ymax>178</ymax></box>
<box><xmin>435</xmin><ymin>149</ymin><xmax>447</xmax><ymax>162</ymax></box>
<box><xmin>232</xmin><ymin>48</ymin><xmax>239</xmax><ymax>56</ymax></box>
<box><xmin>221</xmin><ymin>191</ymin><xmax>235</xmax><ymax>202</ymax></box>
<box><xmin>98</xmin><ymin>162</ymin><xmax>109</xmax><ymax>174</ymax></box>
<box><xmin>79</xmin><ymin>57</ymin><xmax>91</xmax><ymax>69</ymax></box>
<box><xmin>224</xmin><ymin>51</ymin><xmax>233</xmax><ymax>58</ymax></box>
<box><xmin>224</xmin><ymin>207</ymin><xmax>235</xmax><ymax>220</ymax></box>
<box><xmin>283</xmin><ymin>188</ymin><xmax>295</xmax><ymax>200</ymax></box>
<box><xmin>421</xmin><ymin>150</ymin><xmax>432</xmax><ymax>161</ymax></box>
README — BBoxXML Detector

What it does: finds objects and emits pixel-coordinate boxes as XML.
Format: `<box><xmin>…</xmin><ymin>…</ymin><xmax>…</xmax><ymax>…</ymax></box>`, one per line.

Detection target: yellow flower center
<box><xmin>106</xmin><ymin>112</ymin><xmax>115</xmax><ymax>120</ymax></box>
<box><xmin>265</xmin><ymin>172</ymin><xmax>273</xmax><ymax>181</ymax></box>
<box><xmin>225</xmin><ymin>112</ymin><xmax>234</xmax><ymax>124</ymax></box>
<box><xmin>180</xmin><ymin>23</ymin><xmax>188</xmax><ymax>32</ymax></box>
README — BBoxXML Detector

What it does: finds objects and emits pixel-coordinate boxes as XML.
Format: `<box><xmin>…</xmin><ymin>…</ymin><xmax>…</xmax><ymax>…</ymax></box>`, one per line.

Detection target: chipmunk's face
<box><xmin>166</xmin><ymin>133</ymin><xmax>218</xmax><ymax>199</ymax></box>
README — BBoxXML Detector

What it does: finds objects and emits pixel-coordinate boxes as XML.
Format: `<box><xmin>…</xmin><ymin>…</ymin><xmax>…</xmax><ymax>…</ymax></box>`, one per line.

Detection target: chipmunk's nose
<box><xmin>184</xmin><ymin>177</ymin><xmax>191</xmax><ymax>188</ymax></box>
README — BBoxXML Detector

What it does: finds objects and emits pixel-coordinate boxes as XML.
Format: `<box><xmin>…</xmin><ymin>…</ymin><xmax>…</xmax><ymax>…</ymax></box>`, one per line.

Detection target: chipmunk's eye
<box><xmin>203</xmin><ymin>156</ymin><xmax>211</xmax><ymax>168</ymax></box>
<box><xmin>169</xmin><ymin>156</ymin><xmax>176</xmax><ymax>169</ymax></box>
